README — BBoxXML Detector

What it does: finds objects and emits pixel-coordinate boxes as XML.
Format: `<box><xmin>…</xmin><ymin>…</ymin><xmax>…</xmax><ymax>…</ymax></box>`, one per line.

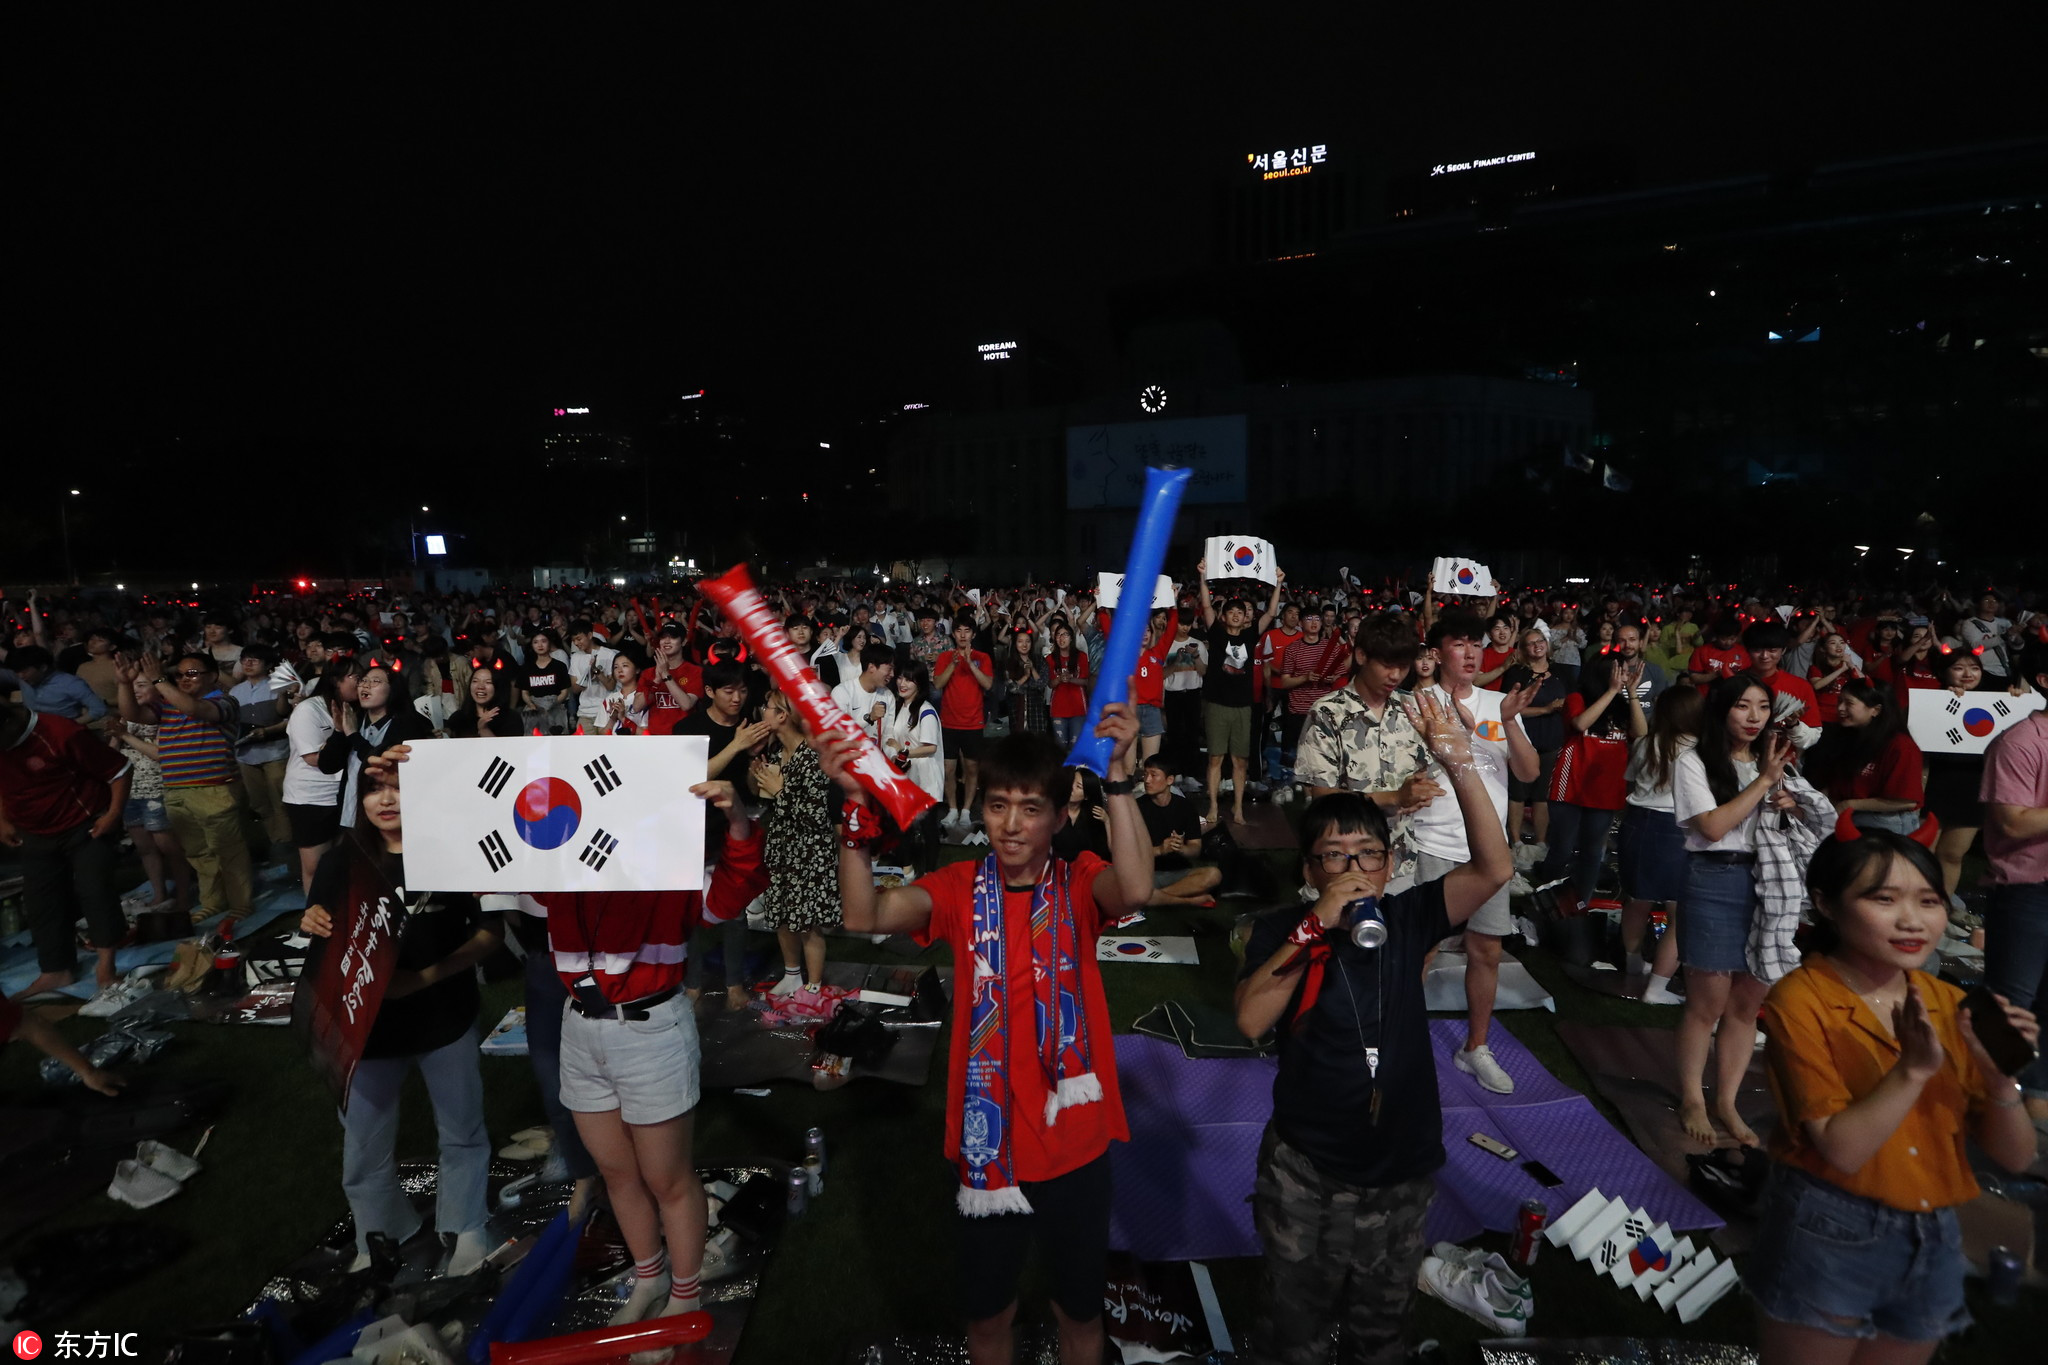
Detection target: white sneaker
<box><xmin>1417</xmin><ymin>1254</ymin><xmax>1531</xmax><ymax>1333</ymax></box>
<box><xmin>1507</xmin><ymin>874</ymin><xmax>1533</xmax><ymax>897</ymax></box>
<box><xmin>610</xmin><ymin>1270</ymin><xmax>671</xmax><ymax>1325</ymax></box>
<box><xmin>79</xmin><ymin>975</ymin><xmax>152</xmax><ymax>1018</ymax></box>
<box><xmin>1429</xmin><ymin>1242</ymin><xmax>1533</xmax><ymax>1304</ymax></box>
<box><xmin>1454</xmin><ymin>1044</ymin><xmax>1516</xmax><ymax>1094</ymax></box>
<box><xmin>445</xmin><ymin>1227</ymin><xmax>495</xmax><ymax>1277</ymax></box>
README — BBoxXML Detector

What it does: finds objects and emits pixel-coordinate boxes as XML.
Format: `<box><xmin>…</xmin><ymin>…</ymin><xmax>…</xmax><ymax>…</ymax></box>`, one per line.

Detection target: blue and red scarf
<box><xmin>957</xmin><ymin>853</ymin><xmax>1099</xmax><ymax>1215</ymax></box>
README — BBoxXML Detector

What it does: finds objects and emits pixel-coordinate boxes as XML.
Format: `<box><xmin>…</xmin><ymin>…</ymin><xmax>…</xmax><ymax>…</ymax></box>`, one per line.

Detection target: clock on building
<box><xmin>1139</xmin><ymin>384</ymin><xmax>1168</xmax><ymax>414</ymax></box>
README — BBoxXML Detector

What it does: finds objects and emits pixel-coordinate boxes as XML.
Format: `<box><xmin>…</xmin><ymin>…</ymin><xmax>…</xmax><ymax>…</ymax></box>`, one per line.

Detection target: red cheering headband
<box><xmin>1832</xmin><ymin>807</ymin><xmax>1941</xmax><ymax>849</ymax></box>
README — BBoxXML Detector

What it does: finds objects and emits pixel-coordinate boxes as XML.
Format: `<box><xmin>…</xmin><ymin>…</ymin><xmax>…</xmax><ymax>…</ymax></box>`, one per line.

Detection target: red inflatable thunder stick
<box><xmin>700</xmin><ymin>564</ymin><xmax>936</xmax><ymax>829</ymax></box>
<box><xmin>488</xmin><ymin>1314</ymin><xmax>711</xmax><ymax>1365</ymax></box>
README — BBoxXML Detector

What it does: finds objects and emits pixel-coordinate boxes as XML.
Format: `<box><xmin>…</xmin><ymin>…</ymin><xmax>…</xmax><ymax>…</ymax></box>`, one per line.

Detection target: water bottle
<box><xmin>803</xmin><ymin>1126</ymin><xmax>826</xmax><ymax>1195</ymax></box>
<box><xmin>1344</xmin><ymin>897</ymin><xmax>1386</xmax><ymax>950</ymax></box>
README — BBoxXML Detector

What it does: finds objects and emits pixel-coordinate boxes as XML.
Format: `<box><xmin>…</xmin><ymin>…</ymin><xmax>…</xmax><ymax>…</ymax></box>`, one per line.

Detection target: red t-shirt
<box><xmin>1805</xmin><ymin>664</ymin><xmax>1864</xmax><ymax>725</ymax></box>
<box><xmin>914</xmin><ymin>852</ymin><xmax>1128</xmax><ymax>1180</ymax></box>
<box><xmin>638</xmin><ymin>661</ymin><xmax>702</xmax><ymax>736</ymax></box>
<box><xmin>1557</xmin><ymin>693</ymin><xmax>1630</xmax><ymax>808</ymax></box>
<box><xmin>1480</xmin><ymin>646</ymin><xmax>1515</xmax><ymax>691</ymax></box>
<box><xmin>1844</xmin><ymin>731</ymin><xmax>1925</xmax><ymax>807</ymax></box>
<box><xmin>938</xmin><ymin>650</ymin><xmax>993</xmax><ymax>730</ymax></box>
<box><xmin>0</xmin><ymin>713</ymin><xmax>130</xmax><ymax>836</ymax></box>
<box><xmin>1132</xmin><ymin>609</ymin><xmax>1177</xmax><ymax>709</ymax></box>
<box><xmin>1046</xmin><ymin>650</ymin><xmax>1090</xmax><ymax>719</ymax></box>
<box><xmin>1280</xmin><ymin>634</ymin><xmax>1351</xmax><ymax>715</ymax></box>
<box><xmin>1256</xmin><ymin>627</ymin><xmax>1299</xmax><ymax>703</ymax></box>
<box><xmin>1873</xmin><ymin>655</ymin><xmax>1939</xmax><ymax>705</ymax></box>
<box><xmin>1688</xmin><ymin>643</ymin><xmax>1752</xmax><ymax>689</ymax></box>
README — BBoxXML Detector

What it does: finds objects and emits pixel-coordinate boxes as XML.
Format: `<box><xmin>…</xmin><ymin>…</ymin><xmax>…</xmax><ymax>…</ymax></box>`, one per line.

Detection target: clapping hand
<box><xmin>1402</xmin><ymin>688</ymin><xmax>1475</xmax><ymax>772</ymax></box>
<box><xmin>1893</xmin><ymin>978</ymin><xmax>1947</xmax><ymax>1083</ymax></box>
<box><xmin>1498</xmin><ymin>678</ymin><xmax>1541</xmax><ymax>723</ymax></box>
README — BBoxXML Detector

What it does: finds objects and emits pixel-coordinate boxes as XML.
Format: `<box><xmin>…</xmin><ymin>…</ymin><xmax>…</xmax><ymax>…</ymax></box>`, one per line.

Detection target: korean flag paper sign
<box><xmin>1908</xmin><ymin>688</ymin><xmax>2042</xmax><ymax>756</ymax></box>
<box><xmin>1096</xmin><ymin>572</ymin><xmax>1176</xmax><ymax>611</ymax></box>
<box><xmin>399</xmin><ymin>735</ymin><xmax>708</xmax><ymax>892</ymax></box>
<box><xmin>1203</xmin><ymin>535</ymin><xmax>1276</xmax><ymax>586</ymax></box>
<box><xmin>1430</xmin><ymin>557</ymin><xmax>1498</xmax><ymax>597</ymax></box>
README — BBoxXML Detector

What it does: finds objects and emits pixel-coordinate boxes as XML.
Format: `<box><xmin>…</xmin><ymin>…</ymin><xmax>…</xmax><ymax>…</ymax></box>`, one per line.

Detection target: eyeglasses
<box><xmin>1313</xmin><ymin>848</ymin><xmax>1389</xmax><ymax>873</ymax></box>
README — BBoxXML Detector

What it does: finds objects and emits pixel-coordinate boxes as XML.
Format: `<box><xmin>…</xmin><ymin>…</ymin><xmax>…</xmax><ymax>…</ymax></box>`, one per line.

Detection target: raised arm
<box><xmin>1404</xmin><ymin>690</ymin><xmax>1513</xmax><ymax>925</ymax></box>
<box><xmin>1255</xmin><ymin>572</ymin><xmax>1286</xmax><ymax>633</ymax></box>
<box><xmin>1089</xmin><ymin>702</ymin><xmax>1154</xmax><ymax>916</ymax></box>
<box><xmin>815</xmin><ymin>731</ymin><xmax>937</xmax><ymax>936</ymax></box>
<box><xmin>1198</xmin><ymin>562</ymin><xmax>1217</xmax><ymax>628</ymax></box>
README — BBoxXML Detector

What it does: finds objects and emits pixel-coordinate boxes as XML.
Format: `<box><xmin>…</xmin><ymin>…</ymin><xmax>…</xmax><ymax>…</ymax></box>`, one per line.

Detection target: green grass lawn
<box><xmin>5</xmin><ymin>843</ymin><xmax>2038</xmax><ymax>1363</ymax></box>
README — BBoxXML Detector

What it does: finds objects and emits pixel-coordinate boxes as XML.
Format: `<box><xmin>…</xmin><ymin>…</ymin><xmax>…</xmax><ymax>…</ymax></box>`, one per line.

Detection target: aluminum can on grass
<box><xmin>1511</xmin><ymin>1199</ymin><xmax>1546</xmax><ymax>1268</ymax></box>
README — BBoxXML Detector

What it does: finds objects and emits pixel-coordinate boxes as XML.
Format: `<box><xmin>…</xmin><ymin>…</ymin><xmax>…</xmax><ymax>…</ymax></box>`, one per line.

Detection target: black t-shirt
<box><xmin>679</xmin><ymin>708</ymin><xmax>748</xmax><ymax>841</ymax></box>
<box><xmin>524</xmin><ymin>657</ymin><xmax>571</xmax><ymax>700</ymax></box>
<box><xmin>1139</xmin><ymin>792</ymin><xmax>1203</xmax><ymax>869</ymax></box>
<box><xmin>308</xmin><ymin>846</ymin><xmax>496</xmax><ymax>1060</ymax></box>
<box><xmin>1502</xmin><ymin>666</ymin><xmax>1570</xmax><ymax>752</ymax></box>
<box><xmin>1238</xmin><ymin>878</ymin><xmax>1452</xmax><ymax>1187</ymax></box>
<box><xmin>1202</xmin><ymin>624</ymin><xmax>1256</xmax><ymax>708</ymax></box>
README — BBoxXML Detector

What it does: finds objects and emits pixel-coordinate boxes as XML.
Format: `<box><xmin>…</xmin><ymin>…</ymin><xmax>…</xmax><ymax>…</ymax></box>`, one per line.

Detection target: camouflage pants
<box><xmin>1250</xmin><ymin>1124</ymin><xmax>1435</xmax><ymax>1365</ymax></box>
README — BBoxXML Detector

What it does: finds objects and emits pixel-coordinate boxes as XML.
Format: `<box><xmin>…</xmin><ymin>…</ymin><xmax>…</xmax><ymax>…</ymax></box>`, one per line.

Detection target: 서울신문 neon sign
<box><xmin>1250</xmin><ymin>145</ymin><xmax>1327</xmax><ymax>180</ymax></box>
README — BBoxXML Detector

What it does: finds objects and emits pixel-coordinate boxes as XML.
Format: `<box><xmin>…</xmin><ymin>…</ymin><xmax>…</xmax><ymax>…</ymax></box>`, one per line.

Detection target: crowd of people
<box><xmin>3</xmin><ymin>568</ymin><xmax>2045</xmax><ymax>1364</ymax></box>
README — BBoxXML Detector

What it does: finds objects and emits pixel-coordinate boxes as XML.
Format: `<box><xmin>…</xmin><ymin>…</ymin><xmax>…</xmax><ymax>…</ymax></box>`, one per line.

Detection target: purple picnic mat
<box><xmin>1109</xmin><ymin>1022</ymin><xmax>1719</xmax><ymax>1263</ymax></box>
<box><xmin>1423</xmin><ymin>1020</ymin><xmax>1723</xmax><ymax>1243</ymax></box>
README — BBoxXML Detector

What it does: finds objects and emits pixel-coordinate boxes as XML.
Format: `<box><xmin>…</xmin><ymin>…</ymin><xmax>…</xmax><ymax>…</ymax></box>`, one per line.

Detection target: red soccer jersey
<box><xmin>1256</xmin><ymin>627</ymin><xmax>1299</xmax><ymax>703</ymax></box>
<box><xmin>1560</xmin><ymin>693</ymin><xmax>1631</xmax><ymax>808</ymax></box>
<box><xmin>542</xmin><ymin>825</ymin><xmax>767</xmax><ymax>1001</ymax></box>
<box><xmin>1047</xmin><ymin>650</ymin><xmax>1090</xmax><ymax>719</ymax></box>
<box><xmin>1760</xmin><ymin>670</ymin><xmax>1820</xmax><ymax>725</ymax></box>
<box><xmin>638</xmin><ymin>661</ymin><xmax>702</xmax><ymax>736</ymax></box>
<box><xmin>1132</xmin><ymin>609</ymin><xmax>1177</xmax><ymax>709</ymax></box>
<box><xmin>938</xmin><ymin>650</ymin><xmax>993</xmax><ymax>730</ymax></box>
<box><xmin>1480</xmin><ymin>646</ymin><xmax>1515</xmax><ymax>691</ymax></box>
<box><xmin>0</xmin><ymin>713</ymin><xmax>130</xmax><ymax>836</ymax></box>
<box><xmin>1805</xmin><ymin>664</ymin><xmax>1864</xmax><ymax>725</ymax></box>
<box><xmin>1688</xmin><ymin>644</ymin><xmax>1752</xmax><ymax>689</ymax></box>
<box><xmin>915</xmin><ymin>852</ymin><xmax>1129</xmax><ymax>1181</ymax></box>
<box><xmin>1844</xmin><ymin>732</ymin><xmax>1925</xmax><ymax>807</ymax></box>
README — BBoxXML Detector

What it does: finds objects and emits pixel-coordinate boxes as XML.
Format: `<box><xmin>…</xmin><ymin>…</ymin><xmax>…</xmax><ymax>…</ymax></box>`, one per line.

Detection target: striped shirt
<box><xmin>155</xmin><ymin>691</ymin><xmax>240</xmax><ymax>788</ymax></box>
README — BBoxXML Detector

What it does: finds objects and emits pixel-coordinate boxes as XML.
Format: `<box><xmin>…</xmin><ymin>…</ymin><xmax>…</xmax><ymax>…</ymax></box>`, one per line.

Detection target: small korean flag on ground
<box><xmin>1431</xmin><ymin>556</ymin><xmax>1498</xmax><ymax>597</ymax></box>
<box><xmin>1096</xmin><ymin>935</ymin><xmax>1200</xmax><ymax>965</ymax></box>
<box><xmin>1203</xmin><ymin>536</ymin><xmax>1277</xmax><ymax>586</ymax></box>
<box><xmin>400</xmin><ymin>736</ymin><xmax>708</xmax><ymax>892</ymax></box>
<box><xmin>1908</xmin><ymin>688</ymin><xmax>2043</xmax><ymax>756</ymax></box>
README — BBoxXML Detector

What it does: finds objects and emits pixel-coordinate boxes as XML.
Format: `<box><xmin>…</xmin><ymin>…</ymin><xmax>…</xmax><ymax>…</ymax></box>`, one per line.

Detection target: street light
<box><xmin>59</xmin><ymin>489</ymin><xmax>81</xmax><ymax>585</ymax></box>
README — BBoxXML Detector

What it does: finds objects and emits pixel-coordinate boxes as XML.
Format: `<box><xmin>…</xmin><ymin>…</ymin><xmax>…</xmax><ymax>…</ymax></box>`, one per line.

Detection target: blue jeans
<box><xmin>1051</xmin><ymin>715</ymin><xmax>1085</xmax><ymax>748</ymax></box>
<box><xmin>341</xmin><ymin>1027</ymin><xmax>490</xmax><ymax>1254</ymax></box>
<box><xmin>523</xmin><ymin>950</ymin><xmax>598</xmax><ymax>1179</ymax></box>
<box><xmin>1538</xmin><ymin>801</ymin><xmax>1617</xmax><ymax>908</ymax></box>
<box><xmin>1984</xmin><ymin>879</ymin><xmax>2048</xmax><ymax>1094</ymax></box>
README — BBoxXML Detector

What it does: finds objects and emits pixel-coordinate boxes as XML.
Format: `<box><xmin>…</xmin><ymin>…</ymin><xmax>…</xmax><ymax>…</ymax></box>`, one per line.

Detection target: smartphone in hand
<box><xmin>1964</xmin><ymin>985</ymin><xmax>2039</xmax><ymax>1077</ymax></box>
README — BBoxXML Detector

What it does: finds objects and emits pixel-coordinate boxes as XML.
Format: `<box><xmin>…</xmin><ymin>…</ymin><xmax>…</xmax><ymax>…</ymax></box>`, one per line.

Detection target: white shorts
<box><xmin>557</xmin><ymin>992</ymin><xmax>701</xmax><ymax>1125</ymax></box>
<box><xmin>1414</xmin><ymin>850</ymin><xmax>1515</xmax><ymax>937</ymax></box>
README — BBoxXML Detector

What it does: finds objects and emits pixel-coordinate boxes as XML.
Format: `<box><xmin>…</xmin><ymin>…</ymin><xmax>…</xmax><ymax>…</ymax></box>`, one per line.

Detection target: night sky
<box><xmin>11</xmin><ymin>13</ymin><xmax>2043</xmax><ymax>578</ymax></box>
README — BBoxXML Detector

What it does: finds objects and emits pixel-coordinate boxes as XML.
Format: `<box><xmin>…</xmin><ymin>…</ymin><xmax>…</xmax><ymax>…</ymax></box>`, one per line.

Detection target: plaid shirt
<box><xmin>1747</xmin><ymin>772</ymin><xmax>1834</xmax><ymax>983</ymax></box>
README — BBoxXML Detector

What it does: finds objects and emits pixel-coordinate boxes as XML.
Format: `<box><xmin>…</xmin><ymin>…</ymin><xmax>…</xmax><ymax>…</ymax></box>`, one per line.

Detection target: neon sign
<box><xmin>551</xmin><ymin>406</ymin><xmax>592</xmax><ymax>416</ymax></box>
<box><xmin>1429</xmin><ymin>152</ymin><xmax>1535</xmax><ymax>176</ymax></box>
<box><xmin>977</xmin><ymin>341</ymin><xmax>1017</xmax><ymax>361</ymax></box>
<box><xmin>1249</xmin><ymin>145</ymin><xmax>1327</xmax><ymax>180</ymax></box>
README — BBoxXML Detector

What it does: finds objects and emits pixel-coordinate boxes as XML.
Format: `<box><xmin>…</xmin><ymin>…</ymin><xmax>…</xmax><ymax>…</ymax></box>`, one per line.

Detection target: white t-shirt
<box><xmin>1163</xmin><ymin>637</ymin><xmax>1208</xmax><ymax>693</ymax></box>
<box><xmin>569</xmin><ymin>646</ymin><xmax>619</xmax><ymax>714</ymax></box>
<box><xmin>282</xmin><ymin>696</ymin><xmax>342</xmax><ymax>806</ymax></box>
<box><xmin>1671</xmin><ymin>748</ymin><xmax>1762</xmax><ymax>852</ymax></box>
<box><xmin>887</xmin><ymin>700</ymin><xmax>945</xmax><ymax>799</ymax></box>
<box><xmin>1624</xmin><ymin>735</ymin><xmax>1687</xmax><ymax>812</ymax></box>
<box><xmin>831</xmin><ymin>678</ymin><xmax>895</xmax><ymax>740</ymax></box>
<box><xmin>1960</xmin><ymin>616</ymin><xmax>2012</xmax><ymax>676</ymax></box>
<box><xmin>1409</xmin><ymin>685</ymin><xmax>1524</xmax><ymax>861</ymax></box>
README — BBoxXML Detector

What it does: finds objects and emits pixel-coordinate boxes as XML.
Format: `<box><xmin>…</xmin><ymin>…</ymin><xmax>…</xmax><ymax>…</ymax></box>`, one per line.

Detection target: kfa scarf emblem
<box><xmin>958</xmin><ymin>852</ymin><xmax>1100</xmax><ymax>1215</ymax></box>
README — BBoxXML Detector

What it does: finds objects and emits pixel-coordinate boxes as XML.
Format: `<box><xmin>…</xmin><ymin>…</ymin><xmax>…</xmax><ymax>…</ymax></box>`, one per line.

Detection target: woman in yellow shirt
<box><xmin>1750</xmin><ymin>818</ymin><xmax>2038</xmax><ymax>1362</ymax></box>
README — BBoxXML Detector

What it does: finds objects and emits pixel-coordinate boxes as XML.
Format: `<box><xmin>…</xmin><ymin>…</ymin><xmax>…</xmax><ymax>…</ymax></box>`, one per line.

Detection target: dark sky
<box><xmin>15</xmin><ymin>11</ymin><xmax>2045</xmax><ymax>470</ymax></box>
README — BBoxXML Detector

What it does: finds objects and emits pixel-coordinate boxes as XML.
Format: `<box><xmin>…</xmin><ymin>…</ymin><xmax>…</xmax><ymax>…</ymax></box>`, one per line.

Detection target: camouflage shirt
<box><xmin>1294</xmin><ymin>684</ymin><xmax>1431</xmax><ymax>879</ymax></box>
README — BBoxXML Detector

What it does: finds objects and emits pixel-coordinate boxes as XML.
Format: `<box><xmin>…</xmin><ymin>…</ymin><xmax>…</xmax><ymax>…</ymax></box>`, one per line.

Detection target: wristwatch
<box><xmin>1102</xmin><ymin>778</ymin><xmax>1136</xmax><ymax>796</ymax></box>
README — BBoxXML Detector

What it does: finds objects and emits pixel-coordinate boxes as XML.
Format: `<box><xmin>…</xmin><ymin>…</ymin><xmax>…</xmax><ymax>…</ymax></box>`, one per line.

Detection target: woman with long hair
<box><xmin>298</xmin><ymin>776</ymin><xmax>503</xmax><ymax>1276</ymax></box>
<box><xmin>1046</xmin><ymin>623</ymin><xmax>1092</xmax><ymax>748</ymax></box>
<box><xmin>1548</xmin><ymin>603</ymin><xmax>1586</xmax><ymax>682</ymax></box>
<box><xmin>1746</xmin><ymin>826</ymin><xmax>2037</xmax><ymax>1364</ymax></box>
<box><xmin>447</xmin><ymin>663</ymin><xmax>524</xmax><ymax>739</ymax></box>
<box><xmin>281</xmin><ymin>670</ymin><xmax>355</xmax><ymax>895</ymax></box>
<box><xmin>1399</xmin><ymin>643</ymin><xmax>1440</xmax><ymax>693</ymax></box>
<box><xmin>1535</xmin><ymin>648</ymin><xmax>1647</xmax><ymax>910</ymax></box>
<box><xmin>323</xmin><ymin>658</ymin><xmax>433</xmax><ymax>831</ymax></box>
<box><xmin>1670</xmin><ymin>675</ymin><xmax>1823</xmax><ymax>1147</ymax></box>
<box><xmin>1813</xmin><ymin>682</ymin><xmax>1923</xmax><ymax>837</ymax></box>
<box><xmin>1873</xmin><ymin>622</ymin><xmax>1940</xmax><ymax>704</ymax></box>
<box><xmin>749</xmin><ymin>689</ymin><xmax>841</xmax><ymax>996</ymax></box>
<box><xmin>1502</xmin><ymin>627</ymin><xmax>1569</xmax><ymax>851</ymax></box>
<box><xmin>883</xmin><ymin>660</ymin><xmax>944</xmax><ymax>869</ymax></box>
<box><xmin>591</xmin><ymin>652</ymin><xmax>648</xmax><ymax>736</ymax></box>
<box><xmin>1618</xmin><ymin>685</ymin><xmax>1703</xmax><ymax>1005</ymax></box>
<box><xmin>1004</xmin><ymin>621</ymin><xmax>1050</xmax><ymax>737</ymax></box>
<box><xmin>1924</xmin><ymin>645</ymin><xmax>2004</xmax><ymax>908</ymax></box>
<box><xmin>1803</xmin><ymin>631</ymin><xmax>1863</xmax><ymax>727</ymax></box>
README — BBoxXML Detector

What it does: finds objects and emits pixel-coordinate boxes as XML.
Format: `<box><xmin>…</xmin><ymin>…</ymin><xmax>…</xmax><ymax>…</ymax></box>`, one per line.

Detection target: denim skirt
<box><xmin>1618</xmin><ymin>804</ymin><xmax>1685</xmax><ymax>903</ymax></box>
<box><xmin>1677</xmin><ymin>854</ymin><xmax>1755</xmax><ymax>973</ymax></box>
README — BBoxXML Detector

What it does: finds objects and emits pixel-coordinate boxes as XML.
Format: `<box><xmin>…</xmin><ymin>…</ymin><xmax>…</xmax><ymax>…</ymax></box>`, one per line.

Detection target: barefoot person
<box><xmin>1748</xmin><ymin>824</ymin><xmax>2039</xmax><ymax>1363</ymax></box>
<box><xmin>821</xmin><ymin>705</ymin><xmax>1153</xmax><ymax>1365</ymax></box>
<box><xmin>1670</xmin><ymin>676</ymin><xmax>1824</xmax><ymax>1146</ymax></box>
<box><xmin>1236</xmin><ymin>691</ymin><xmax>1520</xmax><ymax>1362</ymax></box>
